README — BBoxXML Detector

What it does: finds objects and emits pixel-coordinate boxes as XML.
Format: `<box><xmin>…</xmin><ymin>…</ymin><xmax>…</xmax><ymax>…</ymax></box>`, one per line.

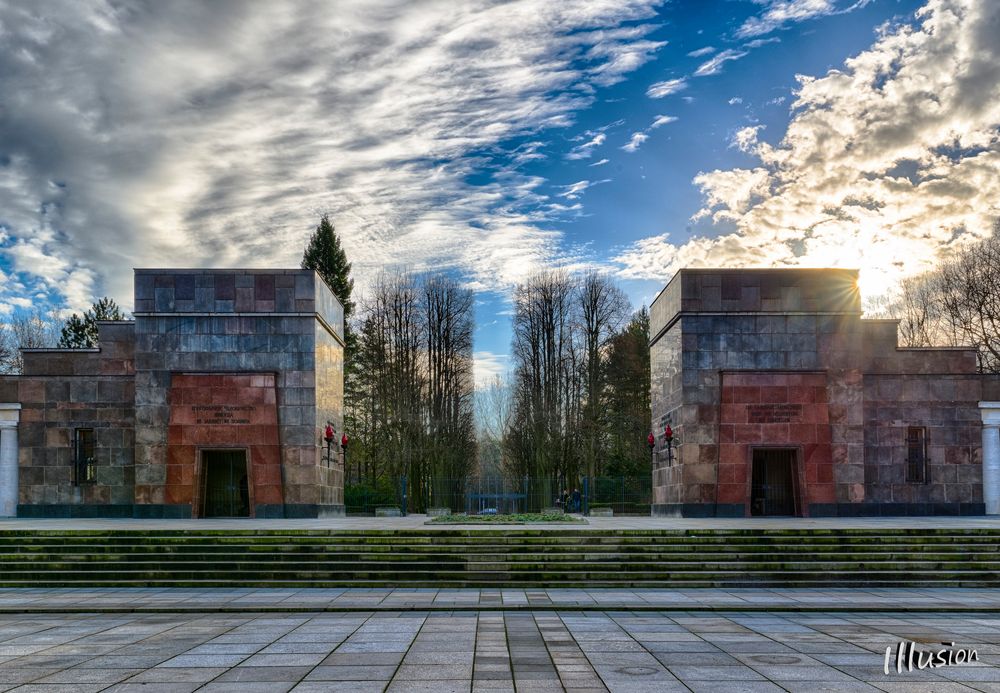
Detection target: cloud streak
<box><xmin>736</xmin><ymin>0</ymin><xmax>871</xmax><ymax>39</ymax></box>
<box><xmin>0</xmin><ymin>0</ymin><xmax>665</xmax><ymax>312</ymax></box>
<box><xmin>646</xmin><ymin>77</ymin><xmax>687</xmax><ymax>98</ymax></box>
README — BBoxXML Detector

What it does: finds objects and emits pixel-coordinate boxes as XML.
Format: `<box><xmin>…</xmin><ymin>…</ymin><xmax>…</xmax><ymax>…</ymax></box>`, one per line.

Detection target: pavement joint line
<box><xmin>6</xmin><ymin>605</ymin><xmax>1000</xmax><ymax>614</ymax></box>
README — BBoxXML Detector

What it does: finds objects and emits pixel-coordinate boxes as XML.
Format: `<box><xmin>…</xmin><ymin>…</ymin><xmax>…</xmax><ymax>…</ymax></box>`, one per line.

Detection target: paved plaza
<box><xmin>2</xmin><ymin>609</ymin><xmax>1000</xmax><ymax>692</ymax></box>
<box><xmin>3</xmin><ymin>587</ymin><xmax>1000</xmax><ymax>614</ymax></box>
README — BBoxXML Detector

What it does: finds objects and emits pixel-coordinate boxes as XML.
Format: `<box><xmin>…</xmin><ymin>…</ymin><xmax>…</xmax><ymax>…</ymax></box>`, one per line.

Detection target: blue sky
<box><xmin>1</xmin><ymin>0</ymin><xmax>998</xmax><ymax>385</ymax></box>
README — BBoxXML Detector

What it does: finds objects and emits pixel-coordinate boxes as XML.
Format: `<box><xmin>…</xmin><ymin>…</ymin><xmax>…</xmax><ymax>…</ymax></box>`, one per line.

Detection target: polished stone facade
<box><xmin>650</xmin><ymin>268</ymin><xmax>1000</xmax><ymax>517</ymax></box>
<box><xmin>1</xmin><ymin>269</ymin><xmax>345</xmax><ymax>518</ymax></box>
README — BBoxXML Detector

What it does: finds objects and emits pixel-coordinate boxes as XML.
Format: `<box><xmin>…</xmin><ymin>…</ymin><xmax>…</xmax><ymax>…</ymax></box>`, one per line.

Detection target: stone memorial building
<box><xmin>0</xmin><ymin>269</ymin><xmax>345</xmax><ymax>518</ymax></box>
<box><xmin>650</xmin><ymin>268</ymin><xmax>1000</xmax><ymax>517</ymax></box>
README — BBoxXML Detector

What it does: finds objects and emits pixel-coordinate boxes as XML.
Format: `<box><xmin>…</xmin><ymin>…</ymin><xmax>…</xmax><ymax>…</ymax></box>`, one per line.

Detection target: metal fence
<box><xmin>344</xmin><ymin>475</ymin><xmax>651</xmax><ymax>516</ymax></box>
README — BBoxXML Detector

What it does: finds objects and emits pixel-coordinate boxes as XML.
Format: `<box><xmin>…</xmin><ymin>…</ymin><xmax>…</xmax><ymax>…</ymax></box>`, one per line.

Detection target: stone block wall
<box><xmin>132</xmin><ymin>269</ymin><xmax>345</xmax><ymax>518</ymax></box>
<box><xmin>719</xmin><ymin>372</ymin><xmax>835</xmax><ymax>516</ymax></box>
<box><xmin>862</xmin><ymin>373</ymin><xmax>984</xmax><ymax>514</ymax></box>
<box><xmin>650</xmin><ymin>270</ymin><xmax>863</xmax><ymax>516</ymax></box>
<box><xmin>651</xmin><ymin>267</ymin><xmax>989</xmax><ymax>517</ymax></box>
<box><xmin>314</xmin><ymin>323</ymin><xmax>345</xmax><ymax>508</ymax></box>
<box><xmin>3</xmin><ymin>322</ymin><xmax>136</xmax><ymax>517</ymax></box>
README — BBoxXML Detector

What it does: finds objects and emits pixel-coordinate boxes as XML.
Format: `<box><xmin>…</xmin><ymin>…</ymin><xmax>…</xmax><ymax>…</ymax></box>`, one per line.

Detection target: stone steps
<box><xmin>2</xmin><ymin>528</ymin><xmax>1000</xmax><ymax>587</ymax></box>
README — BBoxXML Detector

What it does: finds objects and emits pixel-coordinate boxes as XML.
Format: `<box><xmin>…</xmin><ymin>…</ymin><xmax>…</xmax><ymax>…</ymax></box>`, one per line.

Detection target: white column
<box><xmin>0</xmin><ymin>404</ymin><xmax>21</xmax><ymax>518</ymax></box>
<box><xmin>981</xmin><ymin>402</ymin><xmax>1000</xmax><ymax>516</ymax></box>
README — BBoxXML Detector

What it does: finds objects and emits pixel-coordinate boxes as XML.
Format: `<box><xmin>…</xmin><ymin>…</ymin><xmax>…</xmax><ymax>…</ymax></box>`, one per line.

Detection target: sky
<box><xmin>0</xmin><ymin>0</ymin><xmax>998</xmax><ymax>386</ymax></box>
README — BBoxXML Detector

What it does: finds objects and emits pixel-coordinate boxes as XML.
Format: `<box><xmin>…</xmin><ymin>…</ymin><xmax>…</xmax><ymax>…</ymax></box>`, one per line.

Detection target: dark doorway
<box><xmin>201</xmin><ymin>450</ymin><xmax>250</xmax><ymax>518</ymax></box>
<box><xmin>750</xmin><ymin>448</ymin><xmax>796</xmax><ymax>516</ymax></box>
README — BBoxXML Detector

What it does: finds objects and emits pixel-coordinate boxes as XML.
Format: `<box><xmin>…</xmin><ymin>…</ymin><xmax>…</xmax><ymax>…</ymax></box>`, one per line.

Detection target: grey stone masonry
<box><xmin>6</xmin><ymin>268</ymin><xmax>345</xmax><ymax>519</ymax></box>
<box><xmin>650</xmin><ymin>267</ymin><xmax>991</xmax><ymax>518</ymax></box>
<box><xmin>132</xmin><ymin>269</ymin><xmax>344</xmax><ymax>518</ymax></box>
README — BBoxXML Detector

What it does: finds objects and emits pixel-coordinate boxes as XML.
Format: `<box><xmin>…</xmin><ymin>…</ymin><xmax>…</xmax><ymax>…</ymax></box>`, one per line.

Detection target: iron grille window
<box><xmin>74</xmin><ymin>428</ymin><xmax>96</xmax><ymax>485</ymax></box>
<box><xmin>905</xmin><ymin>426</ymin><xmax>927</xmax><ymax>484</ymax></box>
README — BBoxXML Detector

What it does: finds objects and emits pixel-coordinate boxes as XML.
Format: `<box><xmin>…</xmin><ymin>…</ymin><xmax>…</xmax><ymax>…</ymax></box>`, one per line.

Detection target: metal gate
<box><xmin>202</xmin><ymin>449</ymin><xmax>250</xmax><ymax>518</ymax></box>
<box><xmin>750</xmin><ymin>448</ymin><xmax>796</xmax><ymax>516</ymax></box>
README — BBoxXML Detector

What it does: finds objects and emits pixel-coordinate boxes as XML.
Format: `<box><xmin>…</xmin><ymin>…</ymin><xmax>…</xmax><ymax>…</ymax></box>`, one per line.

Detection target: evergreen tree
<box><xmin>302</xmin><ymin>215</ymin><xmax>360</xmax><ymax>462</ymax></box>
<box><xmin>57</xmin><ymin>297</ymin><xmax>126</xmax><ymax>349</ymax></box>
<box><xmin>302</xmin><ymin>215</ymin><xmax>355</xmax><ymax>321</ymax></box>
<box><xmin>603</xmin><ymin>307</ymin><xmax>651</xmax><ymax>477</ymax></box>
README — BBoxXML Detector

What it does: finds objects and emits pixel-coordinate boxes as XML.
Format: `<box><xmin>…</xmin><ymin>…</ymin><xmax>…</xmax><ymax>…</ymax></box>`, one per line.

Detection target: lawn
<box><xmin>426</xmin><ymin>512</ymin><xmax>587</xmax><ymax>524</ymax></box>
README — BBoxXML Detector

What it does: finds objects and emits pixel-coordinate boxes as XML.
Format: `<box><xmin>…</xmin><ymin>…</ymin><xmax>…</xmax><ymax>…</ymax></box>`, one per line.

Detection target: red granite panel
<box><xmin>720</xmin><ymin>371</ymin><xmax>833</xmax><ymax>515</ymax></box>
<box><xmin>718</xmin><ymin>483</ymin><xmax>744</xmax><ymax>503</ymax></box>
<box><xmin>167</xmin><ymin>373</ymin><xmax>281</xmax><ymax>517</ymax></box>
<box><xmin>760</xmin><ymin>386</ymin><xmax>787</xmax><ymax>403</ymax></box>
<box><xmin>721</xmin><ymin>404</ymin><xmax>746</xmax><ymax>424</ymax></box>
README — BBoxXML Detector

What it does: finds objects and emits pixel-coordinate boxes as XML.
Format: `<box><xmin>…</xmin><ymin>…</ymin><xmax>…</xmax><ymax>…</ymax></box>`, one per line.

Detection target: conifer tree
<box><xmin>302</xmin><ymin>215</ymin><xmax>360</xmax><ymax>470</ymax></box>
<box><xmin>302</xmin><ymin>215</ymin><xmax>355</xmax><ymax>322</ymax></box>
<box><xmin>57</xmin><ymin>297</ymin><xmax>126</xmax><ymax>348</ymax></box>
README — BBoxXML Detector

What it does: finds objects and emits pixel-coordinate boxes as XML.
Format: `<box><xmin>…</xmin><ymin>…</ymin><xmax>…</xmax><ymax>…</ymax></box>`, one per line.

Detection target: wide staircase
<box><xmin>1</xmin><ymin>528</ymin><xmax>999</xmax><ymax>588</ymax></box>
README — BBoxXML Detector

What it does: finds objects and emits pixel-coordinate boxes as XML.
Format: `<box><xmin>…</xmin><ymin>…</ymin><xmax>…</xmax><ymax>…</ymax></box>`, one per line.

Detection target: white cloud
<box><xmin>557</xmin><ymin>179</ymin><xmax>611</xmax><ymax>199</ymax></box>
<box><xmin>728</xmin><ymin>96</ymin><xmax>744</xmax><ymax>105</ymax></box>
<box><xmin>473</xmin><ymin>350</ymin><xmax>509</xmax><ymax>389</ymax></box>
<box><xmin>585</xmin><ymin>28</ymin><xmax>667</xmax><ymax>86</ymax></box>
<box><xmin>566</xmin><ymin>132</ymin><xmax>606</xmax><ymax>160</ymax></box>
<box><xmin>731</xmin><ymin>125</ymin><xmax>765</xmax><ymax>153</ymax></box>
<box><xmin>646</xmin><ymin>77</ymin><xmax>687</xmax><ymax>98</ymax></box>
<box><xmin>650</xmin><ymin>115</ymin><xmax>678</xmax><ymax>128</ymax></box>
<box><xmin>616</xmin><ymin>0</ymin><xmax>1000</xmax><ymax>301</ymax></box>
<box><xmin>621</xmin><ymin>132</ymin><xmax>649</xmax><ymax>152</ymax></box>
<box><xmin>0</xmin><ymin>1</ymin><xmax>664</xmax><ymax>311</ymax></box>
<box><xmin>736</xmin><ymin>0</ymin><xmax>863</xmax><ymax>38</ymax></box>
<box><xmin>743</xmin><ymin>37</ymin><xmax>782</xmax><ymax>49</ymax></box>
<box><xmin>590</xmin><ymin>158</ymin><xmax>610</xmax><ymax>166</ymax></box>
<box><xmin>694</xmin><ymin>49</ymin><xmax>749</xmax><ymax>76</ymax></box>
<box><xmin>687</xmin><ymin>46</ymin><xmax>715</xmax><ymax>57</ymax></box>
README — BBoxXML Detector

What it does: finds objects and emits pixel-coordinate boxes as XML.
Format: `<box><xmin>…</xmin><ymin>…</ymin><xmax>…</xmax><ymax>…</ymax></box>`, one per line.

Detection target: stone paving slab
<box><xmin>1</xmin><ymin>610</ymin><xmax>1000</xmax><ymax>691</ymax></box>
<box><xmin>5</xmin><ymin>515</ymin><xmax>1000</xmax><ymax>530</ymax></box>
<box><xmin>2</xmin><ymin>587</ymin><xmax>1000</xmax><ymax>614</ymax></box>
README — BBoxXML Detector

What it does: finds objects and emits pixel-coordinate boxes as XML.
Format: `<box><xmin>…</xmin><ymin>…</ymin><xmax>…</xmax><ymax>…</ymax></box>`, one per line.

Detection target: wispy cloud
<box><xmin>646</xmin><ymin>77</ymin><xmax>687</xmax><ymax>98</ymax></box>
<box><xmin>567</xmin><ymin>133</ymin><xmax>607</xmax><ymax>160</ymax></box>
<box><xmin>0</xmin><ymin>1</ymin><xmax>664</xmax><ymax>312</ymax></box>
<box><xmin>557</xmin><ymin>179</ymin><xmax>611</xmax><ymax>199</ymax></box>
<box><xmin>621</xmin><ymin>132</ymin><xmax>649</xmax><ymax>153</ymax></box>
<box><xmin>650</xmin><ymin>115</ymin><xmax>678</xmax><ymax>128</ymax></box>
<box><xmin>473</xmin><ymin>351</ymin><xmax>509</xmax><ymax>389</ymax></box>
<box><xmin>686</xmin><ymin>46</ymin><xmax>716</xmax><ymax>57</ymax></box>
<box><xmin>694</xmin><ymin>49</ymin><xmax>749</xmax><ymax>76</ymax></box>
<box><xmin>736</xmin><ymin>0</ymin><xmax>872</xmax><ymax>39</ymax></box>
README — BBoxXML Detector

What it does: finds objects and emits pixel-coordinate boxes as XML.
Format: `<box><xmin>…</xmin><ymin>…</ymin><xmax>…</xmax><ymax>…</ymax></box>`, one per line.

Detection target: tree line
<box><xmin>870</xmin><ymin>221</ymin><xmax>1000</xmax><ymax>373</ymax></box>
<box><xmin>0</xmin><ymin>298</ymin><xmax>125</xmax><ymax>373</ymax></box>
<box><xmin>302</xmin><ymin>218</ymin><xmax>653</xmax><ymax>508</ymax></box>
<box><xmin>500</xmin><ymin>271</ymin><xmax>651</xmax><ymax>485</ymax></box>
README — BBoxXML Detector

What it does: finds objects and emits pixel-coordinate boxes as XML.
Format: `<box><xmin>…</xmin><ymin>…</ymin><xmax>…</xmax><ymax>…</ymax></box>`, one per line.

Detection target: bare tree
<box><xmin>349</xmin><ymin>272</ymin><xmax>478</xmax><ymax>510</ymax></box>
<box><xmin>937</xmin><ymin>226</ymin><xmax>1000</xmax><ymax>372</ymax></box>
<box><xmin>353</xmin><ymin>271</ymin><xmax>425</xmax><ymax>485</ymax></box>
<box><xmin>0</xmin><ymin>311</ymin><xmax>59</xmax><ymax>374</ymax></box>
<box><xmin>475</xmin><ymin>375</ymin><xmax>513</xmax><ymax>479</ymax></box>
<box><xmin>870</xmin><ymin>221</ymin><xmax>1000</xmax><ymax>372</ymax></box>
<box><xmin>576</xmin><ymin>272</ymin><xmax>631</xmax><ymax>478</ymax></box>
<box><xmin>422</xmin><ymin>275</ymin><xmax>476</xmax><ymax>500</ymax></box>
<box><xmin>506</xmin><ymin>271</ymin><xmax>579</xmax><ymax>485</ymax></box>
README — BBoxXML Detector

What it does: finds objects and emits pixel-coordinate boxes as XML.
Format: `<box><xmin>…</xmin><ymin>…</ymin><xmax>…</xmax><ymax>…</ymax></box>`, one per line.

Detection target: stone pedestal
<box><xmin>981</xmin><ymin>402</ymin><xmax>1000</xmax><ymax>516</ymax></box>
<box><xmin>0</xmin><ymin>404</ymin><xmax>21</xmax><ymax>518</ymax></box>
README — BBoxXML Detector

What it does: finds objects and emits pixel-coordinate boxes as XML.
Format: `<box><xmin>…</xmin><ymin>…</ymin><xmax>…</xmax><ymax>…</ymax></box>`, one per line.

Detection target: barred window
<box><xmin>905</xmin><ymin>427</ymin><xmax>927</xmax><ymax>484</ymax></box>
<box><xmin>74</xmin><ymin>428</ymin><xmax>96</xmax><ymax>485</ymax></box>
